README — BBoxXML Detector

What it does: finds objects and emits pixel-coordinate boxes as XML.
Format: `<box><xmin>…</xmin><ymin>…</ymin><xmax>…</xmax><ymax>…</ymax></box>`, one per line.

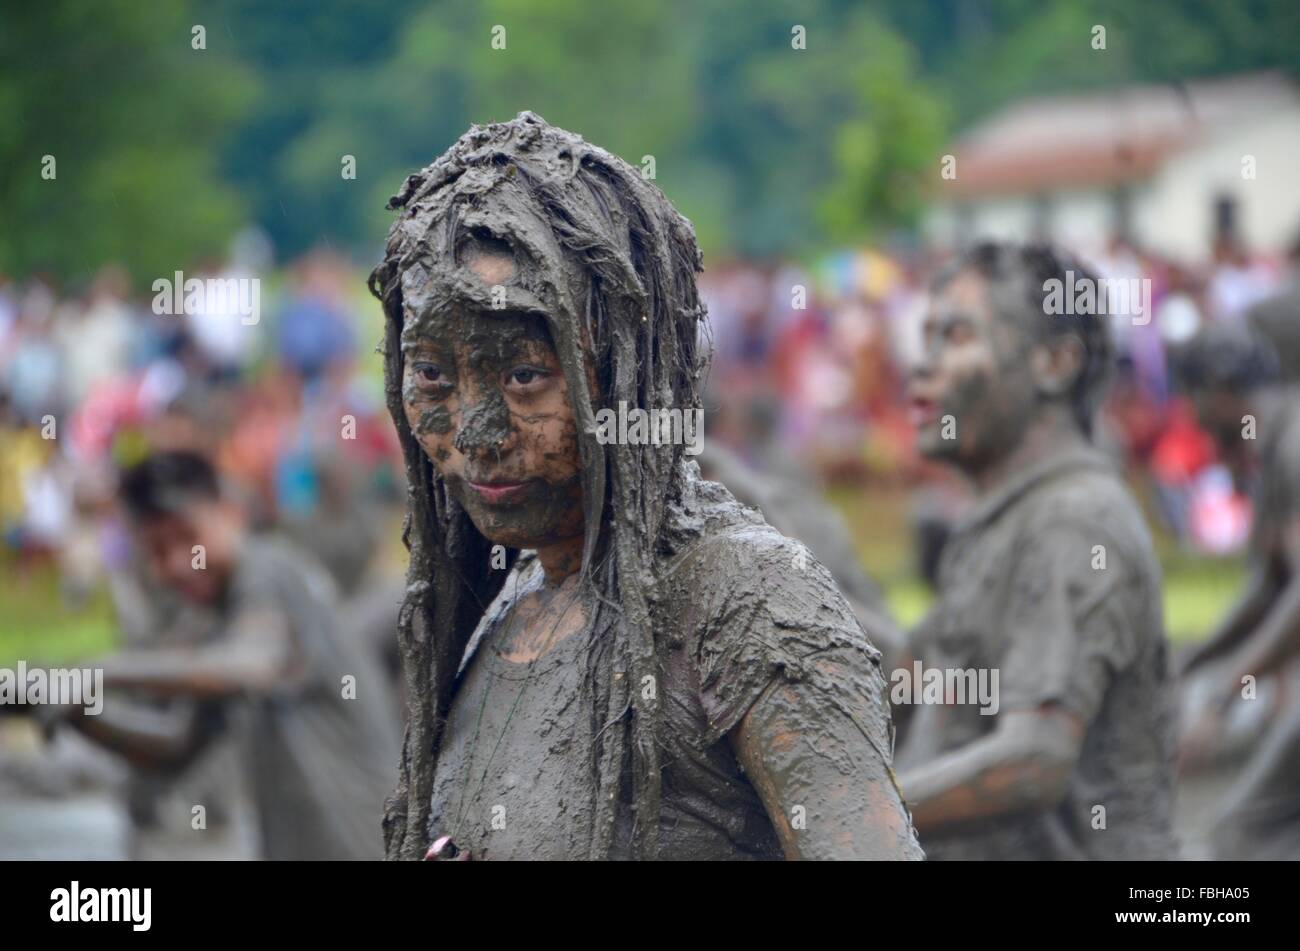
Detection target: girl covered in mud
<box><xmin>369</xmin><ymin>111</ymin><xmax>922</xmax><ymax>860</ymax></box>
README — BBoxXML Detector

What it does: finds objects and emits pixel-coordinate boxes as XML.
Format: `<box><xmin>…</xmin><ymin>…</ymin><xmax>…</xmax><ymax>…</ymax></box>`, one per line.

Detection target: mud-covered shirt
<box><xmin>428</xmin><ymin>468</ymin><xmax>910</xmax><ymax>860</ymax></box>
<box><xmin>898</xmin><ymin>449</ymin><xmax>1178</xmax><ymax>860</ymax></box>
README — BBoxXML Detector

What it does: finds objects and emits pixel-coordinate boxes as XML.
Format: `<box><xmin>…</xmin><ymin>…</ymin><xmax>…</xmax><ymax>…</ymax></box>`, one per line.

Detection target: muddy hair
<box><xmin>368</xmin><ymin>112</ymin><xmax>710</xmax><ymax>860</ymax></box>
<box><xmin>933</xmin><ymin>240</ymin><xmax>1113</xmax><ymax>436</ymax></box>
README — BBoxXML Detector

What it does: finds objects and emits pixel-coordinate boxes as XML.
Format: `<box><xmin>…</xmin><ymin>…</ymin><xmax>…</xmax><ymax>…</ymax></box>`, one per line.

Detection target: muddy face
<box><xmin>401</xmin><ymin>299</ymin><xmax>585</xmax><ymax>551</ymax></box>
<box><xmin>909</xmin><ymin>269</ymin><xmax>1037</xmax><ymax>470</ymax></box>
<box><xmin>132</xmin><ymin>504</ymin><xmax>240</xmax><ymax>605</ymax></box>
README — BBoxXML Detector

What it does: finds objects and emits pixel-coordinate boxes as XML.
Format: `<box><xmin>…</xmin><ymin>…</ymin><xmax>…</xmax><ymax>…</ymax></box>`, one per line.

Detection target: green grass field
<box><xmin>0</xmin><ymin>561</ymin><xmax>118</xmax><ymax>668</ymax></box>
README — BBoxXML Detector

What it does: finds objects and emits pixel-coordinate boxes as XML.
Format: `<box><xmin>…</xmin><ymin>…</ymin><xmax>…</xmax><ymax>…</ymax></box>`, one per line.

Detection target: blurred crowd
<box><xmin>5</xmin><ymin>228</ymin><xmax>1294</xmax><ymax>595</ymax></box>
<box><xmin>0</xmin><ymin>241</ymin><xmax>404</xmax><ymax>605</ymax></box>
<box><xmin>3</xmin><ymin>230</ymin><xmax>1298</xmax><ymax>621</ymax></box>
<box><xmin>701</xmin><ymin>232</ymin><xmax>1300</xmax><ymax>573</ymax></box>
<box><xmin>0</xmin><ymin>237</ymin><xmax>412</xmax><ymax>859</ymax></box>
<box><xmin>2</xmin><ymin>224</ymin><xmax>1299</xmax><ymax>859</ymax></box>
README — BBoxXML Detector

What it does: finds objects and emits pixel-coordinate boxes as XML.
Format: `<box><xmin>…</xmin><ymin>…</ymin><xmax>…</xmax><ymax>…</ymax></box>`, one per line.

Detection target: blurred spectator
<box><xmin>275</xmin><ymin>250</ymin><xmax>356</xmax><ymax>382</ymax></box>
<box><xmin>1207</xmin><ymin>237</ymin><xmax>1275</xmax><ymax>323</ymax></box>
<box><xmin>6</xmin><ymin>281</ymin><xmax>63</xmax><ymax>425</ymax></box>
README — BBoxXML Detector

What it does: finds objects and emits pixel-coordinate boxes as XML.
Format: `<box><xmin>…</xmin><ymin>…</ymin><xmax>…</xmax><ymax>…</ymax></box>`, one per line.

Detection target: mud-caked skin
<box><xmin>429</xmin><ymin>472</ymin><xmax>922</xmax><ymax>860</ymax></box>
<box><xmin>1179</xmin><ymin>322</ymin><xmax>1300</xmax><ymax>858</ymax></box>
<box><xmin>402</xmin><ymin>283</ymin><xmax>921</xmax><ymax>860</ymax></box>
<box><xmin>376</xmin><ymin>111</ymin><xmax>923</xmax><ymax>860</ymax></box>
<box><xmin>402</xmin><ymin>304</ymin><xmax>585</xmax><ymax>557</ymax></box>
<box><xmin>900</xmin><ymin>451</ymin><xmax>1177</xmax><ymax>859</ymax></box>
<box><xmin>899</xmin><ymin>241</ymin><xmax>1178</xmax><ymax>859</ymax></box>
<box><xmin>1218</xmin><ymin>394</ymin><xmax>1300</xmax><ymax>858</ymax></box>
<box><xmin>72</xmin><ymin>452</ymin><xmax>399</xmax><ymax>860</ymax></box>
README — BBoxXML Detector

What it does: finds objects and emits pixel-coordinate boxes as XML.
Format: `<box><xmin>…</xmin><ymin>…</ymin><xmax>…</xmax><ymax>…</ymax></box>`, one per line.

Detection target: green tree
<box><xmin>0</xmin><ymin>1</ymin><xmax>255</xmax><ymax>286</ymax></box>
<box><xmin>256</xmin><ymin>0</ymin><xmax>943</xmax><ymax>258</ymax></box>
<box><xmin>876</xmin><ymin>0</ymin><xmax>1300</xmax><ymax>127</ymax></box>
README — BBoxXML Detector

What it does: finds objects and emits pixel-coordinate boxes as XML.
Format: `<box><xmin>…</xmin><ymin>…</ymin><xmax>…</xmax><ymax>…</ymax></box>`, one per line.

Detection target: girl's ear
<box><xmin>1030</xmin><ymin>334</ymin><xmax>1085</xmax><ymax>397</ymax></box>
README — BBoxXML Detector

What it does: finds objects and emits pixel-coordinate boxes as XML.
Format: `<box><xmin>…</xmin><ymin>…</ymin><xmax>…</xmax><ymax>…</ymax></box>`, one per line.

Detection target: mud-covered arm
<box><xmin>898</xmin><ymin>707</ymin><xmax>1082</xmax><ymax>834</ymax></box>
<box><xmin>1216</xmin><ymin>515</ymin><xmax>1300</xmax><ymax>685</ymax></box>
<box><xmin>98</xmin><ymin>605</ymin><xmax>295</xmax><ymax>699</ymax></box>
<box><xmin>1181</xmin><ymin>564</ymin><xmax>1280</xmax><ymax>674</ymax></box>
<box><xmin>69</xmin><ymin>698</ymin><xmax>205</xmax><ymax>768</ymax></box>
<box><xmin>1222</xmin><ymin>573</ymin><xmax>1300</xmax><ymax>686</ymax></box>
<box><xmin>732</xmin><ymin>678</ymin><xmax>923</xmax><ymax>860</ymax></box>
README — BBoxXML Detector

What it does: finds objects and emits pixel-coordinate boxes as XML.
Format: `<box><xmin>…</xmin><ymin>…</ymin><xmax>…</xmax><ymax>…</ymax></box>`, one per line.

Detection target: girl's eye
<box><xmin>507</xmin><ymin>367</ymin><xmax>547</xmax><ymax>389</ymax></box>
<box><xmin>412</xmin><ymin>363</ymin><xmax>448</xmax><ymax>391</ymax></box>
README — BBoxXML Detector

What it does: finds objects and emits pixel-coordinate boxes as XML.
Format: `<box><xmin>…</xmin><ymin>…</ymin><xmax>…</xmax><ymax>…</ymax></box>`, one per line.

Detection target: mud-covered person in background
<box><xmin>896</xmin><ymin>241</ymin><xmax>1178</xmax><ymax>859</ymax></box>
<box><xmin>1179</xmin><ymin>323</ymin><xmax>1300</xmax><ymax>859</ymax></box>
<box><xmin>65</xmin><ymin>450</ymin><xmax>399</xmax><ymax>860</ymax></box>
<box><xmin>370</xmin><ymin>112</ymin><xmax>922</xmax><ymax>861</ymax></box>
<box><xmin>1245</xmin><ymin>228</ymin><xmax>1300</xmax><ymax>381</ymax></box>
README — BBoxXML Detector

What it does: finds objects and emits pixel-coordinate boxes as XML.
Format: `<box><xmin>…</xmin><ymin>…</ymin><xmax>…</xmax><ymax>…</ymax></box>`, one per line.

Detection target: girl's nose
<box><xmin>454</xmin><ymin>390</ymin><xmax>512</xmax><ymax>459</ymax></box>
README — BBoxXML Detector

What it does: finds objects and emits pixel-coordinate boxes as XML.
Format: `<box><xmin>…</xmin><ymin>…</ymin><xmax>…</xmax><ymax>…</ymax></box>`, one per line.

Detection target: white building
<box><xmin>924</xmin><ymin>72</ymin><xmax>1300</xmax><ymax>264</ymax></box>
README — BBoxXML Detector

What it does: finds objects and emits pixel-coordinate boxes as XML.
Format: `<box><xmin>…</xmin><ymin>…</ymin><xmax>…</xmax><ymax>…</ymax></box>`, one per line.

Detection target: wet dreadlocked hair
<box><xmin>368</xmin><ymin>112</ymin><xmax>710</xmax><ymax>860</ymax></box>
<box><xmin>933</xmin><ymin>240</ymin><xmax>1114</xmax><ymax>436</ymax></box>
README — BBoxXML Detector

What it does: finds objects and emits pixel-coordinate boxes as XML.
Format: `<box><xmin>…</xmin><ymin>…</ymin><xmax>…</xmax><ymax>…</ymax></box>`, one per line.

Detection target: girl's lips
<box><xmin>468</xmin><ymin>480</ymin><xmax>531</xmax><ymax>505</ymax></box>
